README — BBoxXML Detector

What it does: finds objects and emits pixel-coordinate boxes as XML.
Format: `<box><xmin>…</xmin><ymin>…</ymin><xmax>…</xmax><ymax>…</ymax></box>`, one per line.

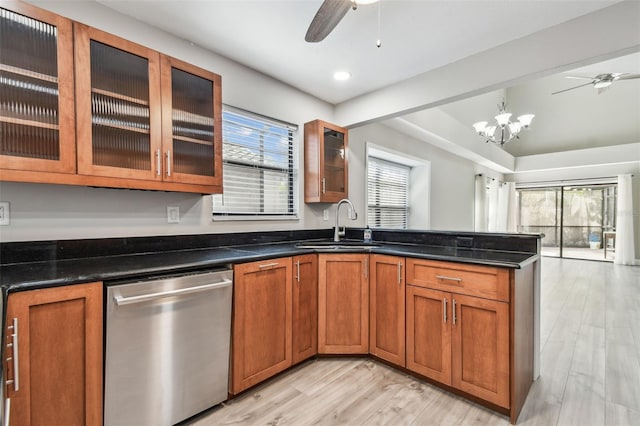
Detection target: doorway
<box><xmin>517</xmin><ymin>183</ymin><xmax>617</xmax><ymax>261</ymax></box>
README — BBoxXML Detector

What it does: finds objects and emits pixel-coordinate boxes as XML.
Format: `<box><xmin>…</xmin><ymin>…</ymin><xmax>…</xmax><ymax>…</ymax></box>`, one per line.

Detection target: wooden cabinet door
<box><xmin>160</xmin><ymin>55</ymin><xmax>222</xmax><ymax>190</ymax></box>
<box><xmin>74</xmin><ymin>23</ymin><xmax>162</xmax><ymax>181</ymax></box>
<box><xmin>406</xmin><ymin>285</ymin><xmax>451</xmax><ymax>385</ymax></box>
<box><xmin>318</xmin><ymin>254</ymin><xmax>368</xmax><ymax>354</ymax></box>
<box><xmin>369</xmin><ymin>254</ymin><xmax>405</xmax><ymax>367</ymax></box>
<box><xmin>451</xmin><ymin>293</ymin><xmax>510</xmax><ymax>408</ymax></box>
<box><xmin>0</xmin><ymin>1</ymin><xmax>76</xmax><ymax>174</ymax></box>
<box><xmin>231</xmin><ymin>257</ymin><xmax>292</xmax><ymax>394</ymax></box>
<box><xmin>5</xmin><ymin>282</ymin><xmax>103</xmax><ymax>426</ymax></box>
<box><xmin>292</xmin><ymin>254</ymin><xmax>318</xmax><ymax>365</ymax></box>
<box><xmin>304</xmin><ymin>119</ymin><xmax>348</xmax><ymax>203</ymax></box>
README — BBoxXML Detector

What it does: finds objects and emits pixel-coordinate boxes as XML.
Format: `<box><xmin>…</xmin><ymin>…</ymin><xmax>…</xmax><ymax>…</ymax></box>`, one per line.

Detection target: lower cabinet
<box><xmin>318</xmin><ymin>254</ymin><xmax>369</xmax><ymax>354</ymax></box>
<box><xmin>292</xmin><ymin>254</ymin><xmax>318</xmax><ymax>365</ymax></box>
<box><xmin>451</xmin><ymin>293</ymin><xmax>510</xmax><ymax>407</ymax></box>
<box><xmin>406</xmin><ymin>285</ymin><xmax>451</xmax><ymax>384</ymax></box>
<box><xmin>369</xmin><ymin>254</ymin><xmax>405</xmax><ymax>367</ymax></box>
<box><xmin>231</xmin><ymin>257</ymin><xmax>293</xmax><ymax>394</ymax></box>
<box><xmin>5</xmin><ymin>282</ymin><xmax>103</xmax><ymax>426</ymax></box>
<box><xmin>405</xmin><ymin>258</ymin><xmax>517</xmax><ymax>411</ymax></box>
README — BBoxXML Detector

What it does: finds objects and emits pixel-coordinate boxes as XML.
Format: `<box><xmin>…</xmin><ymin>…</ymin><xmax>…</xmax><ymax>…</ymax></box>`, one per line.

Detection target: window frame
<box><xmin>366</xmin><ymin>155</ymin><xmax>411</xmax><ymax>230</ymax></box>
<box><xmin>212</xmin><ymin>105</ymin><xmax>298</xmax><ymax>220</ymax></box>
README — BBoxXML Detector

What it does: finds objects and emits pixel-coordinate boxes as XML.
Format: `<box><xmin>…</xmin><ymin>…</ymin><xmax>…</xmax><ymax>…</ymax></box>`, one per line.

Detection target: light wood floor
<box><xmin>186</xmin><ymin>257</ymin><xmax>640</xmax><ymax>425</ymax></box>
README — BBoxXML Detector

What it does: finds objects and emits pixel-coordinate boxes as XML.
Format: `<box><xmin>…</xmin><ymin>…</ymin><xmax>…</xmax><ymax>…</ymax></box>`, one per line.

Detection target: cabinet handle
<box><xmin>156</xmin><ymin>149</ymin><xmax>161</xmax><ymax>176</ymax></box>
<box><xmin>397</xmin><ymin>262</ymin><xmax>402</xmax><ymax>285</ymax></box>
<box><xmin>166</xmin><ymin>150</ymin><xmax>171</xmax><ymax>177</ymax></box>
<box><xmin>296</xmin><ymin>260</ymin><xmax>300</xmax><ymax>282</ymax></box>
<box><xmin>6</xmin><ymin>318</ymin><xmax>19</xmax><ymax>392</ymax></box>
<box><xmin>322</xmin><ymin>178</ymin><xmax>326</xmax><ymax>194</ymax></box>
<box><xmin>258</xmin><ymin>262</ymin><xmax>279</xmax><ymax>269</ymax></box>
<box><xmin>435</xmin><ymin>275</ymin><xmax>462</xmax><ymax>283</ymax></box>
<box><xmin>452</xmin><ymin>299</ymin><xmax>457</xmax><ymax>325</ymax></box>
<box><xmin>443</xmin><ymin>297</ymin><xmax>447</xmax><ymax>323</ymax></box>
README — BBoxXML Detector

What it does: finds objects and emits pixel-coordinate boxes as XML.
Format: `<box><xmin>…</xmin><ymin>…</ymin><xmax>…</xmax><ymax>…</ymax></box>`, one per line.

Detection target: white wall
<box><xmin>0</xmin><ymin>0</ymin><xmax>335</xmax><ymax>242</ymax></box>
<box><xmin>347</xmin><ymin>123</ymin><xmax>503</xmax><ymax>232</ymax></box>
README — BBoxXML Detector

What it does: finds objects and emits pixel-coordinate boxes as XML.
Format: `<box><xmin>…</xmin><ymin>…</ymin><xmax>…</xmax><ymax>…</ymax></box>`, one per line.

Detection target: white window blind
<box><xmin>367</xmin><ymin>156</ymin><xmax>410</xmax><ymax>229</ymax></box>
<box><xmin>213</xmin><ymin>106</ymin><xmax>296</xmax><ymax>217</ymax></box>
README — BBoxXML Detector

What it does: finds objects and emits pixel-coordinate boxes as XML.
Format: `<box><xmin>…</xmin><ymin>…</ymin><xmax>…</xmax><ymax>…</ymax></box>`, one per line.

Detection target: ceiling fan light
<box><xmin>354</xmin><ymin>0</ymin><xmax>379</xmax><ymax>4</ymax></box>
<box><xmin>485</xmin><ymin>126</ymin><xmax>497</xmax><ymax>138</ymax></box>
<box><xmin>473</xmin><ymin>121</ymin><xmax>488</xmax><ymax>134</ymax></box>
<box><xmin>517</xmin><ymin>114</ymin><xmax>535</xmax><ymax>128</ymax></box>
<box><xmin>495</xmin><ymin>112</ymin><xmax>511</xmax><ymax>127</ymax></box>
<box><xmin>593</xmin><ymin>80</ymin><xmax>612</xmax><ymax>89</ymax></box>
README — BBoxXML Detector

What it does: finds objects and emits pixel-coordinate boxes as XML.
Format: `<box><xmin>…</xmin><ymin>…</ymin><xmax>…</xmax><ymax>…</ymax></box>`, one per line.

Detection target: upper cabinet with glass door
<box><xmin>0</xmin><ymin>0</ymin><xmax>75</xmax><ymax>174</ymax></box>
<box><xmin>74</xmin><ymin>23</ymin><xmax>162</xmax><ymax>182</ymax></box>
<box><xmin>74</xmin><ymin>23</ymin><xmax>222</xmax><ymax>192</ymax></box>
<box><xmin>160</xmin><ymin>56</ymin><xmax>222</xmax><ymax>190</ymax></box>
<box><xmin>304</xmin><ymin>119</ymin><xmax>348</xmax><ymax>203</ymax></box>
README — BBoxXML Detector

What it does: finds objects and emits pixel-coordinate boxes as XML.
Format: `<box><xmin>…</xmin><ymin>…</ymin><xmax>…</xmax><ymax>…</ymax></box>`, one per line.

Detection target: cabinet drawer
<box><xmin>405</xmin><ymin>259</ymin><xmax>510</xmax><ymax>302</ymax></box>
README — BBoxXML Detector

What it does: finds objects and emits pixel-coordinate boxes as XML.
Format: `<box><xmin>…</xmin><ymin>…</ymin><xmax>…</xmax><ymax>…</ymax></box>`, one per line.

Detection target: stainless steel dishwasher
<box><xmin>104</xmin><ymin>267</ymin><xmax>233</xmax><ymax>426</ymax></box>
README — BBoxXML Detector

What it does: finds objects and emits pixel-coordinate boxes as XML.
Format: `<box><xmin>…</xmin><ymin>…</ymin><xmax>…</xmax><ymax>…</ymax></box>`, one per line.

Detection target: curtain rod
<box><xmin>515</xmin><ymin>175</ymin><xmax>634</xmax><ymax>188</ymax></box>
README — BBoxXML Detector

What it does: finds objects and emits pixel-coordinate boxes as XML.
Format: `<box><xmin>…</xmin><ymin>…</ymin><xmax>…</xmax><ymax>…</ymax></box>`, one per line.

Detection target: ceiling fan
<box><xmin>551</xmin><ymin>73</ymin><xmax>640</xmax><ymax>95</ymax></box>
<box><xmin>305</xmin><ymin>0</ymin><xmax>378</xmax><ymax>43</ymax></box>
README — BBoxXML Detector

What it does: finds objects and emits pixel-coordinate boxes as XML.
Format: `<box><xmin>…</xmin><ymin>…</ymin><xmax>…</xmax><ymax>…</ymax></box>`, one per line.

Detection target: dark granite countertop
<box><xmin>0</xmin><ymin>233</ymin><xmax>539</xmax><ymax>293</ymax></box>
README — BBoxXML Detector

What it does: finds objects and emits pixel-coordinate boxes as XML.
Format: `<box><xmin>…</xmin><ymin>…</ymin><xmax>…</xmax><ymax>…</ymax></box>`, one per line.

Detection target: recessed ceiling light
<box><xmin>333</xmin><ymin>71</ymin><xmax>351</xmax><ymax>81</ymax></box>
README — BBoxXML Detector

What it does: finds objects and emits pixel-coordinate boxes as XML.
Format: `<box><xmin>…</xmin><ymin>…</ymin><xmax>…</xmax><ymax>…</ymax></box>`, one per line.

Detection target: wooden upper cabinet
<box><xmin>160</xmin><ymin>55</ymin><xmax>222</xmax><ymax>189</ymax></box>
<box><xmin>0</xmin><ymin>0</ymin><xmax>76</xmax><ymax>174</ymax></box>
<box><xmin>231</xmin><ymin>258</ymin><xmax>293</xmax><ymax>394</ymax></box>
<box><xmin>1</xmin><ymin>0</ymin><xmax>223</xmax><ymax>193</ymax></box>
<box><xmin>74</xmin><ymin>23</ymin><xmax>162</xmax><ymax>181</ymax></box>
<box><xmin>304</xmin><ymin>119</ymin><xmax>348</xmax><ymax>203</ymax></box>
<box><xmin>5</xmin><ymin>282</ymin><xmax>103</xmax><ymax>426</ymax></box>
<box><xmin>292</xmin><ymin>254</ymin><xmax>318</xmax><ymax>365</ymax></box>
<box><xmin>318</xmin><ymin>254</ymin><xmax>368</xmax><ymax>354</ymax></box>
<box><xmin>369</xmin><ymin>254</ymin><xmax>406</xmax><ymax>367</ymax></box>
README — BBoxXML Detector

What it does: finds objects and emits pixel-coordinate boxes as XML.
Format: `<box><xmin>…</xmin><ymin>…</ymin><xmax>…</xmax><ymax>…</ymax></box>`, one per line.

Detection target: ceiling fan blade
<box><xmin>617</xmin><ymin>73</ymin><xmax>640</xmax><ymax>80</ymax></box>
<box><xmin>305</xmin><ymin>0</ymin><xmax>352</xmax><ymax>43</ymax></box>
<box><xmin>564</xmin><ymin>75</ymin><xmax>594</xmax><ymax>80</ymax></box>
<box><xmin>551</xmin><ymin>81</ymin><xmax>595</xmax><ymax>95</ymax></box>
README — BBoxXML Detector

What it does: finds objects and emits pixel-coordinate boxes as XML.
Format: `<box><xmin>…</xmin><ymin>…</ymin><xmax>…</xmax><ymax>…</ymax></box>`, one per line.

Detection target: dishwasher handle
<box><xmin>114</xmin><ymin>278</ymin><xmax>232</xmax><ymax>306</ymax></box>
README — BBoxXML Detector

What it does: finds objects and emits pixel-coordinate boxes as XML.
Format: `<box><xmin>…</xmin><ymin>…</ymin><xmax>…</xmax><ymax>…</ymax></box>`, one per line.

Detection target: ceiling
<box><xmin>87</xmin><ymin>0</ymin><xmax>638</xmax><ymax>163</ymax></box>
<box><xmin>94</xmin><ymin>0</ymin><xmax>622</xmax><ymax>104</ymax></box>
<box><xmin>427</xmin><ymin>51</ymin><xmax>640</xmax><ymax>157</ymax></box>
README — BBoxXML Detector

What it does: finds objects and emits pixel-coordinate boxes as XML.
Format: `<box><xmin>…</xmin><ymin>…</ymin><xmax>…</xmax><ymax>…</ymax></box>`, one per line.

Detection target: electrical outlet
<box><xmin>0</xmin><ymin>202</ymin><xmax>10</xmax><ymax>226</ymax></box>
<box><xmin>167</xmin><ymin>206</ymin><xmax>180</xmax><ymax>224</ymax></box>
<box><xmin>323</xmin><ymin>209</ymin><xmax>329</xmax><ymax>221</ymax></box>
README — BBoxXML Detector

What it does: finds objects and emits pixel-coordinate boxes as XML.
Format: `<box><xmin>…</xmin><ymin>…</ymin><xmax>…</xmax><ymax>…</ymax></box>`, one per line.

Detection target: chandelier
<box><xmin>472</xmin><ymin>101</ymin><xmax>535</xmax><ymax>146</ymax></box>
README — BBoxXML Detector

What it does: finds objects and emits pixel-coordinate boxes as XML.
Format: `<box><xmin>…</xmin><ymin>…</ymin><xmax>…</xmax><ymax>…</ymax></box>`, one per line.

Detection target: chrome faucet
<box><xmin>334</xmin><ymin>199</ymin><xmax>357</xmax><ymax>242</ymax></box>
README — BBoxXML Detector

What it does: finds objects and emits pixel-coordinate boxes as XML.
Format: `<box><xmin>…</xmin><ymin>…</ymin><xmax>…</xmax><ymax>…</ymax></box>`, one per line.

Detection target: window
<box><xmin>367</xmin><ymin>156</ymin><xmax>410</xmax><ymax>229</ymax></box>
<box><xmin>213</xmin><ymin>106</ymin><xmax>297</xmax><ymax>217</ymax></box>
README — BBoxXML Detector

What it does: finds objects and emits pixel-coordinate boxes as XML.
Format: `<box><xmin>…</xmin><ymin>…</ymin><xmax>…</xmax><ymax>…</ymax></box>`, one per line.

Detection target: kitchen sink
<box><xmin>295</xmin><ymin>242</ymin><xmax>380</xmax><ymax>250</ymax></box>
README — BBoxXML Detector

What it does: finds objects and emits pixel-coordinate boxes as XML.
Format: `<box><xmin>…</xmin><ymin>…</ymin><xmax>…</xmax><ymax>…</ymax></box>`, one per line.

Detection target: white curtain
<box><xmin>497</xmin><ymin>182</ymin><xmax>518</xmax><ymax>233</ymax></box>
<box><xmin>487</xmin><ymin>178</ymin><xmax>499</xmax><ymax>232</ymax></box>
<box><xmin>615</xmin><ymin>174</ymin><xmax>636</xmax><ymax>265</ymax></box>
<box><xmin>474</xmin><ymin>175</ymin><xmax>487</xmax><ymax>232</ymax></box>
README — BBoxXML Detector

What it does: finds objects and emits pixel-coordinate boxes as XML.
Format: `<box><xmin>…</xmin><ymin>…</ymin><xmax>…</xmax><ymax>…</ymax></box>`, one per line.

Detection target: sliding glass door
<box><xmin>517</xmin><ymin>183</ymin><xmax>617</xmax><ymax>261</ymax></box>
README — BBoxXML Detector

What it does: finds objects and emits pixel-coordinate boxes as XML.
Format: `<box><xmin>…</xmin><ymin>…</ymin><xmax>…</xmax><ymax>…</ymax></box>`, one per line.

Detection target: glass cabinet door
<box><xmin>74</xmin><ymin>23</ymin><xmax>162</xmax><ymax>180</ymax></box>
<box><xmin>322</xmin><ymin>125</ymin><xmax>347</xmax><ymax>196</ymax></box>
<box><xmin>0</xmin><ymin>2</ymin><xmax>75</xmax><ymax>173</ymax></box>
<box><xmin>160</xmin><ymin>56</ymin><xmax>222</xmax><ymax>188</ymax></box>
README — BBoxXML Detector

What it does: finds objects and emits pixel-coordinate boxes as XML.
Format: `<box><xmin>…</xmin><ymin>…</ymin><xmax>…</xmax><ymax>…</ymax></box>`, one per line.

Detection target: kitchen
<box><xmin>1</xmin><ymin>0</ymin><xmax>639</xmax><ymax>425</ymax></box>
